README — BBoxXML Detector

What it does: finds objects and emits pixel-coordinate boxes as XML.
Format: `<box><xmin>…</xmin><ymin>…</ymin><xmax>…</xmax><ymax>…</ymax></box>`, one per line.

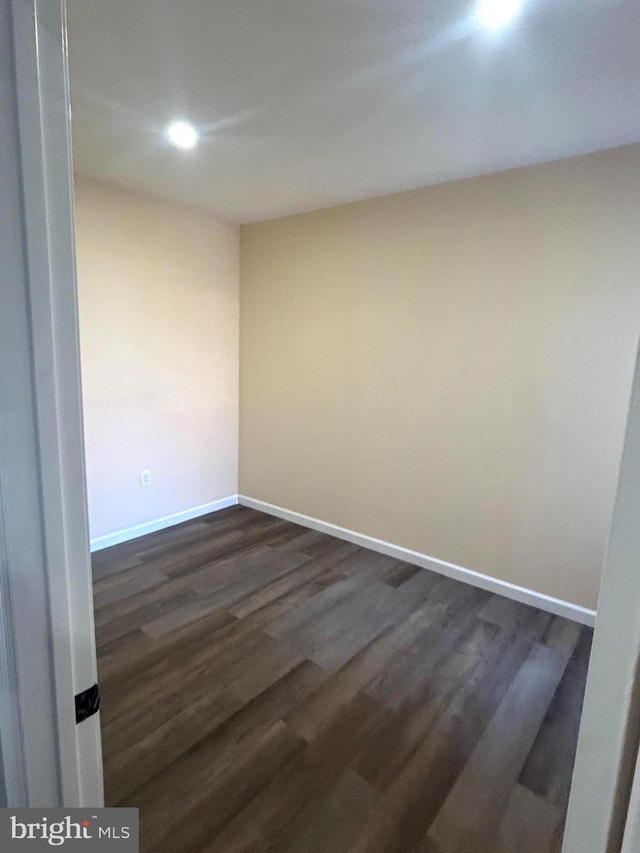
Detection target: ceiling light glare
<box><xmin>166</xmin><ymin>120</ymin><xmax>199</xmax><ymax>150</ymax></box>
<box><xmin>476</xmin><ymin>0</ymin><xmax>521</xmax><ymax>29</ymax></box>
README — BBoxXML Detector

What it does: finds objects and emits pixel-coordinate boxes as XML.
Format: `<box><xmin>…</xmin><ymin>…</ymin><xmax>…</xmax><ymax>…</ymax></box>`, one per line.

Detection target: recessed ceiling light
<box><xmin>166</xmin><ymin>121</ymin><xmax>199</xmax><ymax>150</ymax></box>
<box><xmin>476</xmin><ymin>0</ymin><xmax>521</xmax><ymax>29</ymax></box>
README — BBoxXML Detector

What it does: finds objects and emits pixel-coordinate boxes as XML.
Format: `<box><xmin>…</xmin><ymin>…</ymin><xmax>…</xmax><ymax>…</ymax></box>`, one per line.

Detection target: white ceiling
<box><xmin>67</xmin><ymin>0</ymin><xmax>640</xmax><ymax>223</ymax></box>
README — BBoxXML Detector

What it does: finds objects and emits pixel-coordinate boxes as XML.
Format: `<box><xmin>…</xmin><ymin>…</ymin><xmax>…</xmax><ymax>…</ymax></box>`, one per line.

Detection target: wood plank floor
<box><xmin>93</xmin><ymin>505</ymin><xmax>592</xmax><ymax>853</ymax></box>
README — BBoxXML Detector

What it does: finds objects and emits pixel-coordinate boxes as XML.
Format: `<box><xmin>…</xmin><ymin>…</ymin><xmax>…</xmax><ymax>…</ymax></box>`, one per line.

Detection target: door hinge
<box><xmin>75</xmin><ymin>683</ymin><xmax>101</xmax><ymax>724</ymax></box>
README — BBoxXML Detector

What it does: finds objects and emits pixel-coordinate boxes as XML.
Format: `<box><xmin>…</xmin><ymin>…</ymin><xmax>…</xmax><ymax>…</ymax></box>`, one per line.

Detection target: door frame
<box><xmin>0</xmin><ymin>0</ymin><xmax>102</xmax><ymax>807</ymax></box>
<box><xmin>563</xmin><ymin>342</ymin><xmax>640</xmax><ymax>853</ymax></box>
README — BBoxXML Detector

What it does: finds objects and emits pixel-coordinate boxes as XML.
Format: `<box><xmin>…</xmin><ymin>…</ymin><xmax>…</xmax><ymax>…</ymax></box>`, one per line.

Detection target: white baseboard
<box><xmin>238</xmin><ymin>495</ymin><xmax>597</xmax><ymax>627</ymax></box>
<box><xmin>90</xmin><ymin>495</ymin><xmax>239</xmax><ymax>552</ymax></box>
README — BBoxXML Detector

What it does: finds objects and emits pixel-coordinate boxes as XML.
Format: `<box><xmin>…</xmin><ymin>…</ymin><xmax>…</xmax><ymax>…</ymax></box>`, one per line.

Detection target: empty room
<box><xmin>60</xmin><ymin>0</ymin><xmax>640</xmax><ymax>850</ymax></box>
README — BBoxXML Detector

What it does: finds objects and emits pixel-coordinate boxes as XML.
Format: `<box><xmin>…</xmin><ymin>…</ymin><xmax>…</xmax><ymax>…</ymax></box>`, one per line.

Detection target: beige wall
<box><xmin>240</xmin><ymin>144</ymin><xmax>640</xmax><ymax>611</ymax></box>
<box><xmin>75</xmin><ymin>177</ymin><xmax>239</xmax><ymax>541</ymax></box>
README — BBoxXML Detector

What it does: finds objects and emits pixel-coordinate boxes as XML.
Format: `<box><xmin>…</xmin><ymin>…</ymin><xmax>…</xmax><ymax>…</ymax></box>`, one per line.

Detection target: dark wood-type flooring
<box><xmin>93</xmin><ymin>505</ymin><xmax>592</xmax><ymax>853</ymax></box>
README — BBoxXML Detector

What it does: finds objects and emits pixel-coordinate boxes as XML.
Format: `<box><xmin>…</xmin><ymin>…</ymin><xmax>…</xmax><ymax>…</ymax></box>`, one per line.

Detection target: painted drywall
<box><xmin>74</xmin><ymin>177</ymin><xmax>239</xmax><ymax>540</ymax></box>
<box><xmin>240</xmin><ymin>144</ymin><xmax>640</xmax><ymax>611</ymax></box>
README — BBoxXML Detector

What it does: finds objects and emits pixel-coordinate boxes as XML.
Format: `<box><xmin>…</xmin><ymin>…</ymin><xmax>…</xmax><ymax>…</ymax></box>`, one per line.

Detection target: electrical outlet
<box><xmin>140</xmin><ymin>469</ymin><xmax>152</xmax><ymax>488</ymax></box>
